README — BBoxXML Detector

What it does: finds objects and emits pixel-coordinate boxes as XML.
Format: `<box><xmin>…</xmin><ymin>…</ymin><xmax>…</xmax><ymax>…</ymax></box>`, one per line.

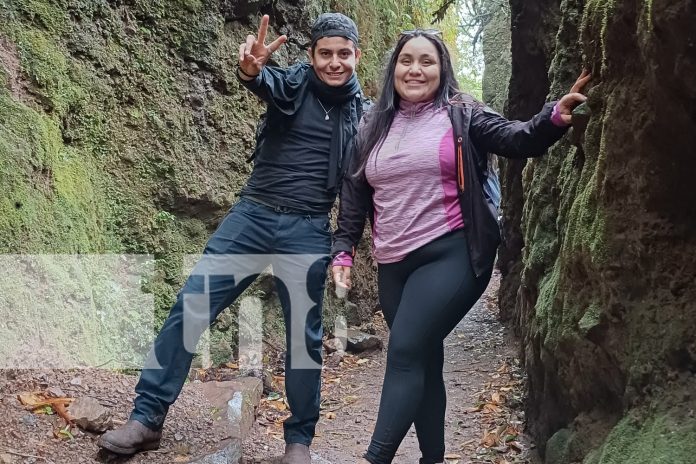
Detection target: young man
<box><xmin>97</xmin><ymin>13</ymin><xmax>363</xmax><ymax>464</ymax></box>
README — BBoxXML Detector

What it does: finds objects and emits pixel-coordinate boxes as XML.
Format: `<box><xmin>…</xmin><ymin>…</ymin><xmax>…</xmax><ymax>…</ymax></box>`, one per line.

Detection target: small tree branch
<box><xmin>0</xmin><ymin>447</ymin><xmax>56</xmax><ymax>464</ymax></box>
<box><xmin>431</xmin><ymin>0</ymin><xmax>457</xmax><ymax>24</ymax></box>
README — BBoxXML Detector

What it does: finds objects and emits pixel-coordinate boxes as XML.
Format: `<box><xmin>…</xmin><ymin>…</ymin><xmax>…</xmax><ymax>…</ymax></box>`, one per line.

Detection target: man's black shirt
<box><xmin>241</xmin><ymin>91</ymin><xmax>336</xmax><ymax>213</ymax></box>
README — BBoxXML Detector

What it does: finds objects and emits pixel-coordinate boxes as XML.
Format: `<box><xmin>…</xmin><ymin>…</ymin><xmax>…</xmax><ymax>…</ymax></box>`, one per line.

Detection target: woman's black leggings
<box><xmin>364</xmin><ymin>230</ymin><xmax>492</xmax><ymax>464</ymax></box>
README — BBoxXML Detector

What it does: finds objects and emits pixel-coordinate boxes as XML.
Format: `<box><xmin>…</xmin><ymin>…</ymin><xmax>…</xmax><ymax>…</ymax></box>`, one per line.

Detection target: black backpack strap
<box><xmin>336</xmin><ymin>94</ymin><xmax>371</xmax><ymax>190</ymax></box>
<box><xmin>358</xmin><ymin>94</ymin><xmax>373</xmax><ymax>122</ymax></box>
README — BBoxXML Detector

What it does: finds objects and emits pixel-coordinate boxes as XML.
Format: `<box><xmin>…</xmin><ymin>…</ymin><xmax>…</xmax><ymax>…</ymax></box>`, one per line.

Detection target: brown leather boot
<box><xmin>280</xmin><ymin>443</ymin><xmax>311</xmax><ymax>464</ymax></box>
<box><xmin>97</xmin><ymin>420</ymin><xmax>162</xmax><ymax>455</ymax></box>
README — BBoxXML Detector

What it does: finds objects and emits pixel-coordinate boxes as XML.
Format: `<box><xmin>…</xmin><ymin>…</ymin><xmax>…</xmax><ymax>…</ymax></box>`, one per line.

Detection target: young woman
<box><xmin>331</xmin><ymin>30</ymin><xmax>590</xmax><ymax>464</ymax></box>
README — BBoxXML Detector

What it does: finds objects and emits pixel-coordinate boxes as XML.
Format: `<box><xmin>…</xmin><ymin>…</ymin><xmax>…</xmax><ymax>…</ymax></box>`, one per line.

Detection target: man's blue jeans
<box><xmin>130</xmin><ymin>197</ymin><xmax>332</xmax><ymax>445</ymax></box>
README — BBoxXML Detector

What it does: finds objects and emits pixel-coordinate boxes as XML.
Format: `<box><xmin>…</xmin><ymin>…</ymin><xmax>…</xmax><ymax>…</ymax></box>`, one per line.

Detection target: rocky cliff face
<box><xmin>481</xmin><ymin>0</ymin><xmax>511</xmax><ymax>113</ymax></box>
<box><xmin>495</xmin><ymin>0</ymin><xmax>696</xmax><ymax>461</ymax></box>
<box><xmin>0</xmin><ymin>0</ymin><xmax>428</xmax><ymax>364</ymax></box>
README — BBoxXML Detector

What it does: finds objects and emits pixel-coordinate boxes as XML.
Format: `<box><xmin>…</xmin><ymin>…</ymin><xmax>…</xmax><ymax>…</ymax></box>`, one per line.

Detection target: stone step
<box><xmin>188</xmin><ymin>377</ymin><xmax>263</xmax><ymax>464</ymax></box>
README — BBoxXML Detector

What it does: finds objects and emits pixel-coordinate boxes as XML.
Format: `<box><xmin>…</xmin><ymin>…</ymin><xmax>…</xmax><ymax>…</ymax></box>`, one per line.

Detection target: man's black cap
<box><xmin>310</xmin><ymin>13</ymin><xmax>359</xmax><ymax>47</ymax></box>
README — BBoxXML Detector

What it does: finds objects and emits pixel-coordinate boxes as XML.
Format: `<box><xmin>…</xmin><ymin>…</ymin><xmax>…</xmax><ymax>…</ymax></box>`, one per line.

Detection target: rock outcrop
<box><xmin>495</xmin><ymin>0</ymin><xmax>696</xmax><ymax>461</ymax></box>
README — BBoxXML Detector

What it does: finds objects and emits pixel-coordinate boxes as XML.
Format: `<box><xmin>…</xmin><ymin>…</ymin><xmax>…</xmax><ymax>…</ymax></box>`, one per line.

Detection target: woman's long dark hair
<box><xmin>355</xmin><ymin>31</ymin><xmax>461</xmax><ymax>177</ymax></box>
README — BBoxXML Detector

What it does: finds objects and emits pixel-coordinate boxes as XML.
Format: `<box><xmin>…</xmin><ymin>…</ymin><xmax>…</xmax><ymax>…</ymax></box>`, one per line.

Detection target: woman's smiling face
<box><xmin>393</xmin><ymin>36</ymin><xmax>441</xmax><ymax>103</ymax></box>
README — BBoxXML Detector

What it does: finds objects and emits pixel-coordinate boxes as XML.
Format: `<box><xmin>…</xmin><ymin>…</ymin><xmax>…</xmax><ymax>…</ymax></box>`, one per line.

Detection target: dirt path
<box><xmin>0</xmin><ymin>272</ymin><xmax>538</xmax><ymax>464</ymax></box>
<box><xmin>242</xmin><ymin>271</ymin><xmax>539</xmax><ymax>464</ymax></box>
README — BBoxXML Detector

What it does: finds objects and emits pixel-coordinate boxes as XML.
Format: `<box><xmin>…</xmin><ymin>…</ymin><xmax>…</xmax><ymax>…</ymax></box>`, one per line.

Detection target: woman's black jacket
<box><xmin>331</xmin><ymin>100</ymin><xmax>568</xmax><ymax>277</ymax></box>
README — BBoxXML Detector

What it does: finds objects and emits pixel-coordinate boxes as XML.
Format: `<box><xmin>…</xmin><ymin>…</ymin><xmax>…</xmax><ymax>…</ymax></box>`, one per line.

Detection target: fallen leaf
<box><xmin>458</xmin><ymin>438</ymin><xmax>476</xmax><ymax>449</ymax></box>
<box><xmin>18</xmin><ymin>392</ymin><xmax>74</xmax><ymax>408</ymax></box>
<box><xmin>18</xmin><ymin>392</ymin><xmax>74</xmax><ymax>423</ymax></box>
<box><xmin>482</xmin><ymin>403</ymin><xmax>503</xmax><ymax>414</ymax></box>
<box><xmin>53</xmin><ymin>401</ymin><xmax>74</xmax><ymax>424</ymax></box>
<box><xmin>481</xmin><ymin>430</ymin><xmax>498</xmax><ymax>447</ymax></box>
<box><xmin>18</xmin><ymin>392</ymin><xmax>45</xmax><ymax>406</ymax></box>
<box><xmin>508</xmin><ymin>441</ymin><xmax>524</xmax><ymax>452</ymax></box>
<box><xmin>268</xmin><ymin>402</ymin><xmax>287</xmax><ymax>412</ymax></box>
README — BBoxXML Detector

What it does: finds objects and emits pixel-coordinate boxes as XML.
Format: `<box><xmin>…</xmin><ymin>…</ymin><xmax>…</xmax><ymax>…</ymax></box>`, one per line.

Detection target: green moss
<box><xmin>525</xmin><ymin>96</ymin><xmax>613</xmax><ymax>356</ymax></box>
<box><xmin>482</xmin><ymin>1</ymin><xmax>511</xmax><ymax>109</ymax></box>
<box><xmin>535</xmin><ymin>263</ymin><xmax>574</xmax><ymax>350</ymax></box>
<box><xmin>581</xmin><ymin>0</ymin><xmax>617</xmax><ymax>75</ymax></box>
<box><xmin>592</xmin><ymin>414</ymin><xmax>696</xmax><ymax>464</ymax></box>
<box><xmin>534</xmin><ymin>291</ymin><xmax>597</xmax><ymax>358</ymax></box>
<box><xmin>578</xmin><ymin>301</ymin><xmax>602</xmax><ymax>334</ymax></box>
<box><xmin>178</xmin><ymin>0</ymin><xmax>203</xmax><ymax>12</ymax></box>
<box><xmin>560</xmin><ymin>97</ymin><xmax>611</xmax><ymax>267</ymax></box>
<box><xmin>546</xmin><ymin>428</ymin><xmax>573</xmax><ymax>464</ymax></box>
<box><xmin>583</xmin><ymin>449</ymin><xmax>601</xmax><ymax>464</ymax></box>
<box><xmin>0</xmin><ymin>64</ymin><xmax>8</xmax><ymax>88</ymax></box>
<box><xmin>10</xmin><ymin>0</ymin><xmax>69</xmax><ymax>35</ymax></box>
<box><xmin>534</xmin><ymin>264</ymin><xmax>556</xmax><ymax>322</ymax></box>
<box><xmin>525</xmin><ymin>224</ymin><xmax>559</xmax><ymax>271</ymax></box>
<box><xmin>12</xmin><ymin>28</ymin><xmax>87</xmax><ymax>116</ymax></box>
<box><xmin>53</xmin><ymin>148</ymin><xmax>106</xmax><ymax>244</ymax></box>
<box><xmin>642</xmin><ymin>0</ymin><xmax>654</xmax><ymax>31</ymax></box>
<box><xmin>0</xmin><ymin>93</ymin><xmax>106</xmax><ymax>253</ymax></box>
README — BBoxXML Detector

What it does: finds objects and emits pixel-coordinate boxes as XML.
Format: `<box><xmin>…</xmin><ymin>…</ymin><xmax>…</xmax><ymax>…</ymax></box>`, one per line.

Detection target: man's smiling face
<box><xmin>309</xmin><ymin>36</ymin><xmax>361</xmax><ymax>86</ymax></box>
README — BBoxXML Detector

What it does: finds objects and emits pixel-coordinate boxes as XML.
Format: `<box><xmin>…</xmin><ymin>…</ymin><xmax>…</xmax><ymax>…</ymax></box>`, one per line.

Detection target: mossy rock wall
<box><xmin>0</xmin><ymin>0</ymin><xmax>434</xmax><ymax>366</ymax></box>
<box><xmin>481</xmin><ymin>0</ymin><xmax>511</xmax><ymax>113</ymax></box>
<box><xmin>498</xmin><ymin>0</ymin><xmax>696</xmax><ymax>461</ymax></box>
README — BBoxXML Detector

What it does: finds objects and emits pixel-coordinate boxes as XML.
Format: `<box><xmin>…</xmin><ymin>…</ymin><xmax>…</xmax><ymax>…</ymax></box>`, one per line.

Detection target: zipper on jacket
<box><xmin>456</xmin><ymin>136</ymin><xmax>465</xmax><ymax>191</ymax></box>
<box><xmin>394</xmin><ymin>108</ymin><xmax>417</xmax><ymax>152</ymax></box>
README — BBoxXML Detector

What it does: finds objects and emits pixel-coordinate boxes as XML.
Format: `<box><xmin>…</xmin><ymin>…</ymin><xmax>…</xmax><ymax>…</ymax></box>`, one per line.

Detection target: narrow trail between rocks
<box><xmin>0</xmin><ymin>272</ymin><xmax>537</xmax><ymax>464</ymax></box>
<box><xmin>243</xmin><ymin>271</ymin><xmax>539</xmax><ymax>464</ymax></box>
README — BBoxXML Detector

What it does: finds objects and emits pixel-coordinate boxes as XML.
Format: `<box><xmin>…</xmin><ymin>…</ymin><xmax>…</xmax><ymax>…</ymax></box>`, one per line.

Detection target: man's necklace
<box><xmin>317</xmin><ymin>98</ymin><xmax>334</xmax><ymax>121</ymax></box>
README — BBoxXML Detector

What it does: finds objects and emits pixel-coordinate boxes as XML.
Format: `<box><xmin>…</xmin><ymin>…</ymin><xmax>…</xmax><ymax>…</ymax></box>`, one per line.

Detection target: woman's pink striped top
<box><xmin>365</xmin><ymin>99</ymin><xmax>464</xmax><ymax>264</ymax></box>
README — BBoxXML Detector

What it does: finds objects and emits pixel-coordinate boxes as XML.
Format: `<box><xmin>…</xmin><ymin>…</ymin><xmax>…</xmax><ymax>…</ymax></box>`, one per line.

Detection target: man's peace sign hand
<box><xmin>238</xmin><ymin>15</ymin><xmax>288</xmax><ymax>79</ymax></box>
